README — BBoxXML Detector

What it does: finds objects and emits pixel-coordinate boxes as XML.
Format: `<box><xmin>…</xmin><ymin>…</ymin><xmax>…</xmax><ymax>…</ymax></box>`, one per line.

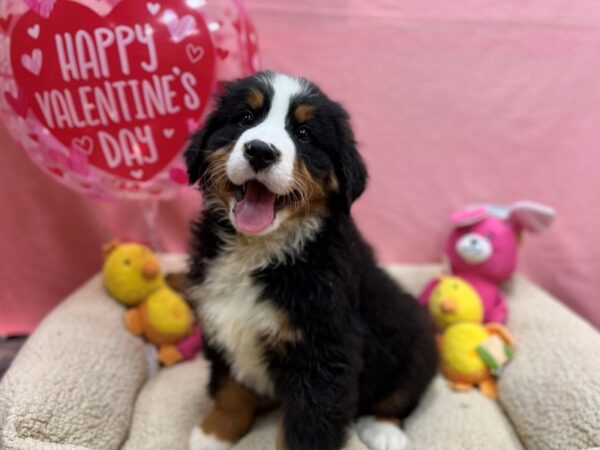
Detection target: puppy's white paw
<box><xmin>356</xmin><ymin>416</ymin><xmax>408</xmax><ymax>450</ymax></box>
<box><xmin>189</xmin><ymin>426</ymin><xmax>232</xmax><ymax>450</ymax></box>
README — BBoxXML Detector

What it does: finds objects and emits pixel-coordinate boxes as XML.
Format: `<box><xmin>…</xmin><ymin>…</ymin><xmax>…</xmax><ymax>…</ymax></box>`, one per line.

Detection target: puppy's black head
<box><xmin>185</xmin><ymin>71</ymin><xmax>367</xmax><ymax>235</ymax></box>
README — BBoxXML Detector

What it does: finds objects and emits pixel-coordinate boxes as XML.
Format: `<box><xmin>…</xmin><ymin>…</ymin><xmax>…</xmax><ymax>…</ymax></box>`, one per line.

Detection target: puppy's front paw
<box><xmin>189</xmin><ymin>426</ymin><xmax>232</xmax><ymax>450</ymax></box>
<box><xmin>356</xmin><ymin>416</ymin><xmax>408</xmax><ymax>450</ymax></box>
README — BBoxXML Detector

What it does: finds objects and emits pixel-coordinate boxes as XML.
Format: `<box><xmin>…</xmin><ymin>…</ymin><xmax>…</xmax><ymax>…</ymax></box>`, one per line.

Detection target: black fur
<box><xmin>185</xmin><ymin>72</ymin><xmax>366</xmax><ymax>213</ymax></box>
<box><xmin>186</xmin><ymin>71</ymin><xmax>438</xmax><ymax>450</ymax></box>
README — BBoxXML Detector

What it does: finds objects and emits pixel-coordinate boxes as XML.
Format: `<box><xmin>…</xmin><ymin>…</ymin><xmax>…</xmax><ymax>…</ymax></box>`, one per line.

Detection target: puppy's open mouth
<box><xmin>233</xmin><ymin>180</ymin><xmax>287</xmax><ymax>234</ymax></box>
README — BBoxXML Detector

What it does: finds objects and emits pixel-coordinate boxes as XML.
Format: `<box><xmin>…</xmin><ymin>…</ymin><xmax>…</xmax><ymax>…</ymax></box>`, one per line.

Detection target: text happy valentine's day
<box><xmin>11</xmin><ymin>1</ymin><xmax>215</xmax><ymax>182</ymax></box>
<box><xmin>36</xmin><ymin>24</ymin><xmax>201</xmax><ymax>169</ymax></box>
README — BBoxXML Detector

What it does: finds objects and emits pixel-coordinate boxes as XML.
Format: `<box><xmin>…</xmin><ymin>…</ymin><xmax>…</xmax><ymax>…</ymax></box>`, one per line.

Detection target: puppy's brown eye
<box><xmin>239</xmin><ymin>110</ymin><xmax>254</xmax><ymax>126</ymax></box>
<box><xmin>296</xmin><ymin>126</ymin><xmax>311</xmax><ymax>143</ymax></box>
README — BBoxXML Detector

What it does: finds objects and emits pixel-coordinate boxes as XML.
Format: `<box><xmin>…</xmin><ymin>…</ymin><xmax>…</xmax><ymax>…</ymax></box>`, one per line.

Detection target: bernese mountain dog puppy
<box><xmin>184</xmin><ymin>71</ymin><xmax>437</xmax><ymax>450</ymax></box>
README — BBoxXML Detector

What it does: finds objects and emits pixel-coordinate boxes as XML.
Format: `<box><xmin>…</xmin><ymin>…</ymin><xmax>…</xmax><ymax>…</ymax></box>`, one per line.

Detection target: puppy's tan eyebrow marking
<box><xmin>246</xmin><ymin>87</ymin><xmax>264</xmax><ymax>110</ymax></box>
<box><xmin>294</xmin><ymin>104</ymin><xmax>315</xmax><ymax>123</ymax></box>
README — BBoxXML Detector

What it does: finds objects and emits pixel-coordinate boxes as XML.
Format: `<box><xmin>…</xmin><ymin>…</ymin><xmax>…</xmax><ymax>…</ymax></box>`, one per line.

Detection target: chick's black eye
<box><xmin>239</xmin><ymin>110</ymin><xmax>254</xmax><ymax>126</ymax></box>
<box><xmin>123</xmin><ymin>259</ymin><xmax>131</xmax><ymax>266</ymax></box>
<box><xmin>296</xmin><ymin>126</ymin><xmax>311</xmax><ymax>143</ymax></box>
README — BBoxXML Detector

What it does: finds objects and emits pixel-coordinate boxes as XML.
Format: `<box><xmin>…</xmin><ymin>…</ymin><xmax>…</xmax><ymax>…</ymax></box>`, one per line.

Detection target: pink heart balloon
<box><xmin>0</xmin><ymin>0</ymin><xmax>259</xmax><ymax>200</ymax></box>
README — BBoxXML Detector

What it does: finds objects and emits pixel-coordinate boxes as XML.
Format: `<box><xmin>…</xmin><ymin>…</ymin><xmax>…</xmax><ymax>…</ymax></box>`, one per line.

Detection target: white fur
<box><xmin>226</xmin><ymin>73</ymin><xmax>303</xmax><ymax>196</ymax></box>
<box><xmin>356</xmin><ymin>416</ymin><xmax>408</xmax><ymax>450</ymax></box>
<box><xmin>455</xmin><ymin>232</ymin><xmax>492</xmax><ymax>264</ymax></box>
<box><xmin>189</xmin><ymin>218</ymin><xmax>320</xmax><ymax>398</ymax></box>
<box><xmin>189</xmin><ymin>426</ymin><xmax>232</xmax><ymax>450</ymax></box>
<box><xmin>225</xmin><ymin>74</ymin><xmax>309</xmax><ymax>235</ymax></box>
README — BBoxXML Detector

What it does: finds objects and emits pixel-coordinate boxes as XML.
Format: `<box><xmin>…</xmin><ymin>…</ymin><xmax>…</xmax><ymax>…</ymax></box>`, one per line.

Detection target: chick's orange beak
<box><xmin>440</xmin><ymin>298</ymin><xmax>458</xmax><ymax>314</ymax></box>
<box><xmin>142</xmin><ymin>259</ymin><xmax>160</xmax><ymax>280</ymax></box>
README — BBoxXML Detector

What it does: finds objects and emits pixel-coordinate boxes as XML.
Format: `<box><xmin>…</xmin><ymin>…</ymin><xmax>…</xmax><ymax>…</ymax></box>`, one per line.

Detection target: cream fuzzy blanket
<box><xmin>1</xmin><ymin>257</ymin><xmax>599</xmax><ymax>450</ymax></box>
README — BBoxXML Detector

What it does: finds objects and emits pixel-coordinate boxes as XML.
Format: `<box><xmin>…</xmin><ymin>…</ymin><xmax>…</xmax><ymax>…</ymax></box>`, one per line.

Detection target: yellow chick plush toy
<box><xmin>102</xmin><ymin>240</ymin><xmax>165</xmax><ymax>306</ymax></box>
<box><xmin>427</xmin><ymin>275</ymin><xmax>514</xmax><ymax>398</ymax></box>
<box><xmin>125</xmin><ymin>287</ymin><xmax>200</xmax><ymax>366</ymax></box>
<box><xmin>426</xmin><ymin>276</ymin><xmax>515</xmax><ymax>398</ymax></box>
<box><xmin>439</xmin><ymin>322</ymin><xmax>514</xmax><ymax>399</ymax></box>
<box><xmin>427</xmin><ymin>276</ymin><xmax>484</xmax><ymax>330</ymax></box>
<box><xmin>102</xmin><ymin>241</ymin><xmax>202</xmax><ymax>366</ymax></box>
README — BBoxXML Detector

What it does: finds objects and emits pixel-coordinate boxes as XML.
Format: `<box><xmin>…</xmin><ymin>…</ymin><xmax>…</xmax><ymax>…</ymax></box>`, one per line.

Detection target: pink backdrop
<box><xmin>1</xmin><ymin>0</ymin><xmax>599</xmax><ymax>335</ymax></box>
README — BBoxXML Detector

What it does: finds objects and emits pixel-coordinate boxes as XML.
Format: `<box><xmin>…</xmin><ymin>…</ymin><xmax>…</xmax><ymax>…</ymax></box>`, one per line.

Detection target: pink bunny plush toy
<box><xmin>420</xmin><ymin>201</ymin><xmax>555</xmax><ymax>324</ymax></box>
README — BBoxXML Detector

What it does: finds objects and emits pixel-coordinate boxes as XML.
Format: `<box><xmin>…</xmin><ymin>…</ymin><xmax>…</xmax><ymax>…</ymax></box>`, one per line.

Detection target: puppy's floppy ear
<box><xmin>184</xmin><ymin>110</ymin><xmax>220</xmax><ymax>185</ymax></box>
<box><xmin>185</xmin><ymin>80</ymin><xmax>240</xmax><ymax>185</ymax></box>
<box><xmin>330</xmin><ymin>103</ymin><xmax>368</xmax><ymax>214</ymax></box>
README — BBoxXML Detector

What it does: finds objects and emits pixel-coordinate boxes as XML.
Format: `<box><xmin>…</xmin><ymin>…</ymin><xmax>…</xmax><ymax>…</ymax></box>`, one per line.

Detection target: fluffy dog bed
<box><xmin>1</xmin><ymin>255</ymin><xmax>599</xmax><ymax>450</ymax></box>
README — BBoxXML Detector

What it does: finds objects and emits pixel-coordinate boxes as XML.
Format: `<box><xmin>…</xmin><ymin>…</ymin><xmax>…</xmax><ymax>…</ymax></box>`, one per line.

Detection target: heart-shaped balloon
<box><xmin>0</xmin><ymin>0</ymin><xmax>259</xmax><ymax>200</ymax></box>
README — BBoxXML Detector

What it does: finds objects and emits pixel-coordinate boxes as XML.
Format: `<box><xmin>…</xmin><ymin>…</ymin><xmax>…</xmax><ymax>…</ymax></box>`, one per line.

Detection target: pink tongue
<box><xmin>234</xmin><ymin>181</ymin><xmax>276</xmax><ymax>233</ymax></box>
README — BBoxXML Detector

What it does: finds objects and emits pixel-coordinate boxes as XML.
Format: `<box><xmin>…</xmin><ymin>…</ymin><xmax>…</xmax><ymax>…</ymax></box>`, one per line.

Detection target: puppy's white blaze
<box><xmin>356</xmin><ymin>416</ymin><xmax>408</xmax><ymax>450</ymax></box>
<box><xmin>189</xmin><ymin>426</ymin><xmax>232</xmax><ymax>450</ymax></box>
<box><xmin>226</xmin><ymin>73</ymin><xmax>305</xmax><ymax>195</ymax></box>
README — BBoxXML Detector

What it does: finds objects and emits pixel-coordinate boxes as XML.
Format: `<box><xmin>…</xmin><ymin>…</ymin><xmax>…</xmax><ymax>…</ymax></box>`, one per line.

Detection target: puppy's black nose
<box><xmin>244</xmin><ymin>140</ymin><xmax>279</xmax><ymax>172</ymax></box>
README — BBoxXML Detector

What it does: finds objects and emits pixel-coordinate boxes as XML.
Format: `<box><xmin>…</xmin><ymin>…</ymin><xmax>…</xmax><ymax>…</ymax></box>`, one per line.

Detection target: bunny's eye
<box><xmin>486</xmin><ymin>232</ymin><xmax>494</xmax><ymax>240</ymax></box>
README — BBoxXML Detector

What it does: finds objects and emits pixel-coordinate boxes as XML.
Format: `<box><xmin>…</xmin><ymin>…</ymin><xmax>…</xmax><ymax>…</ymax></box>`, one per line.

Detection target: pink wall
<box><xmin>1</xmin><ymin>0</ymin><xmax>599</xmax><ymax>334</ymax></box>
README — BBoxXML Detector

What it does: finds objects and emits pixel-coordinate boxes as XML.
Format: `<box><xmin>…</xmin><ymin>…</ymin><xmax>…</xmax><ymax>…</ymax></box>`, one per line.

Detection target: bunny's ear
<box><xmin>450</xmin><ymin>207</ymin><xmax>489</xmax><ymax>228</ymax></box>
<box><xmin>507</xmin><ymin>201</ymin><xmax>555</xmax><ymax>233</ymax></box>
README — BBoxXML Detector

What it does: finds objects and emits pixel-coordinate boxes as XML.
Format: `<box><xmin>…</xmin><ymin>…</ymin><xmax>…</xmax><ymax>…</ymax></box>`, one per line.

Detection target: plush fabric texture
<box><xmin>121</xmin><ymin>358</ymin><xmax>211</xmax><ymax>450</ymax></box>
<box><xmin>1</xmin><ymin>257</ymin><xmax>598</xmax><ymax>450</ymax></box>
<box><xmin>0</xmin><ymin>275</ymin><xmax>148</xmax><ymax>450</ymax></box>
<box><xmin>498</xmin><ymin>275</ymin><xmax>600</xmax><ymax>450</ymax></box>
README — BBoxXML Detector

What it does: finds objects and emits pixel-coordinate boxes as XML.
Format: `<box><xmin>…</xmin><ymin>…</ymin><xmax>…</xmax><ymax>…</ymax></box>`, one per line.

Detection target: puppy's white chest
<box><xmin>193</xmin><ymin>252</ymin><xmax>279</xmax><ymax>397</ymax></box>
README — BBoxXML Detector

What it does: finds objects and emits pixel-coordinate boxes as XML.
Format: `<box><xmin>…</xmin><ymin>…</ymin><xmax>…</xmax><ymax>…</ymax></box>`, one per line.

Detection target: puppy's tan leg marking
<box><xmin>276</xmin><ymin>421</ymin><xmax>286</xmax><ymax>450</ymax></box>
<box><xmin>201</xmin><ymin>378</ymin><xmax>260</xmax><ymax>444</ymax></box>
<box><xmin>374</xmin><ymin>416</ymin><xmax>402</xmax><ymax>427</ymax></box>
<box><xmin>371</xmin><ymin>388</ymin><xmax>411</xmax><ymax>417</ymax></box>
<box><xmin>190</xmin><ymin>378</ymin><xmax>262</xmax><ymax>449</ymax></box>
